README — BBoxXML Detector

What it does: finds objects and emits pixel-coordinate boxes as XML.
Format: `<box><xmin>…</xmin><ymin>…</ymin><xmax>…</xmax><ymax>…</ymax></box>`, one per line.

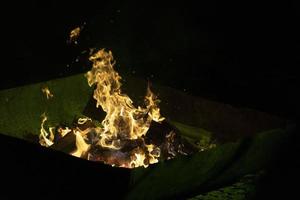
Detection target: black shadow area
<box><xmin>0</xmin><ymin>133</ymin><xmax>131</xmax><ymax>199</ymax></box>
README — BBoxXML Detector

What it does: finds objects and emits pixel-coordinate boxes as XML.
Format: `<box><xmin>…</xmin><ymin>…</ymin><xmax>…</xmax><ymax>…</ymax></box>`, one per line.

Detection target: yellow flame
<box><xmin>77</xmin><ymin>117</ymin><xmax>92</xmax><ymax>125</ymax></box>
<box><xmin>145</xmin><ymin>85</ymin><xmax>165</xmax><ymax>123</ymax></box>
<box><xmin>146</xmin><ymin>144</ymin><xmax>160</xmax><ymax>164</ymax></box>
<box><xmin>41</xmin><ymin>86</ymin><xmax>53</xmax><ymax>99</ymax></box>
<box><xmin>130</xmin><ymin>153</ymin><xmax>146</xmax><ymax>168</ymax></box>
<box><xmin>39</xmin><ymin>113</ymin><xmax>55</xmax><ymax>147</ymax></box>
<box><xmin>86</xmin><ymin>49</ymin><xmax>164</xmax><ymax>144</ymax></box>
<box><xmin>82</xmin><ymin>49</ymin><xmax>164</xmax><ymax>167</ymax></box>
<box><xmin>39</xmin><ymin>49</ymin><xmax>164</xmax><ymax>168</ymax></box>
<box><xmin>71</xmin><ymin>129</ymin><xmax>90</xmax><ymax>157</ymax></box>
<box><xmin>68</xmin><ymin>27</ymin><xmax>81</xmax><ymax>44</ymax></box>
<box><xmin>57</xmin><ymin>127</ymin><xmax>72</xmax><ymax>138</ymax></box>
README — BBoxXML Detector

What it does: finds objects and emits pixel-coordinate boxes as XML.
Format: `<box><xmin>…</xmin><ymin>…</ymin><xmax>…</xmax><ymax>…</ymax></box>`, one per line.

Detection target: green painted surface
<box><xmin>126</xmin><ymin>129</ymin><xmax>287</xmax><ymax>200</ymax></box>
<box><xmin>0</xmin><ymin>74</ymin><xmax>92</xmax><ymax>139</ymax></box>
<box><xmin>169</xmin><ymin>120</ymin><xmax>214</xmax><ymax>150</ymax></box>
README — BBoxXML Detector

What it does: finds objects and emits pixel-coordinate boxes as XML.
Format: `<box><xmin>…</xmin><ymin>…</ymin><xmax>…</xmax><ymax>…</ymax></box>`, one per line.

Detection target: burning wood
<box><xmin>49</xmin><ymin>119</ymin><xmax>197</xmax><ymax>168</ymax></box>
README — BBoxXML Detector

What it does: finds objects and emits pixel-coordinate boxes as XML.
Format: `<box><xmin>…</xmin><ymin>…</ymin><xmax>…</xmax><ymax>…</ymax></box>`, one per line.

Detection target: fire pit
<box><xmin>0</xmin><ymin>49</ymin><xmax>290</xmax><ymax>199</ymax></box>
<box><xmin>39</xmin><ymin>49</ymin><xmax>201</xmax><ymax>168</ymax></box>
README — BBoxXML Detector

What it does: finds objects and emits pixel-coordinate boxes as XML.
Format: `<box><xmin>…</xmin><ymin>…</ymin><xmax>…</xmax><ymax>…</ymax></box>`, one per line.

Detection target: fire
<box><xmin>71</xmin><ymin>129</ymin><xmax>90</xmax><ymax>157</ymax></box>
<box><xmin>68</xmin><ymin>26</ymin><xmax>81</xmax><ymax>44</ymax></box>
<box><xmin>41</xmin><ymin>86</ymin><xmax>53</xmax><ymax>99</ymax></box>
<box><xmin>86</xmin><ymin>49</ymin><xmax>164</xmax><ymax>145</ymax></box>
<box><xmin>39</xmin><ymin>113</ymin><xmax>72</xmax><ymax>147</ymax></box>
<box><xmin>39</xmin><ymin>113</ymin><xmax>54</xmax><ymax>147</ymax></box>
<box><xmin>39</xmin><ymin>49</ymin><xmax>165</xmax><ymax>168</ymax></box>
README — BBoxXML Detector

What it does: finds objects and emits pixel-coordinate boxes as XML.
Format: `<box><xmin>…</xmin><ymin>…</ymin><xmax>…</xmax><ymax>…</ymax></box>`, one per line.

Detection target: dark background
<box><xmin>1</xmin><ymin>0</ymin><xmax>298</xmax><ymax>119</ymax></box>
<box><xmin>0</xmin><ymin>1</ymin><xmax>299</xmax><ymax>199</ymax></box>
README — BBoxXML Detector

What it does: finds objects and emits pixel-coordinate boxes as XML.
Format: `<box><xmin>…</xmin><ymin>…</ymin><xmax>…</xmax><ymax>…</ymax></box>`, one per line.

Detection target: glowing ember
<box><xmin>39</xmin><ymin>49</ymin><xmax>168</xmax><ymax>168</ymax></box>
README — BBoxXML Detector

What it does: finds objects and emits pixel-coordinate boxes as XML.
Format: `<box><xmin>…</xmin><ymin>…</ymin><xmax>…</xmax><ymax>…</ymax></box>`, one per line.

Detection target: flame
<box><xmin>71</xmin><ymin>129</ymin><xmax>90</xmax><ymax>157</ymax></box>
<box><xmin>39</xmin><ymin>49</ymin><xmax>164</xmax><ymax>168</ymax></box>
<box><xmin>86</xmin><ymin>49</ymin><xmax>164</xmax><ymax>145</ymax></box>
<box><xmin>130</xmin><ymin>153</ymin><xmax>146</xmax><ymax>168</ymax></box>
<box><xmin>68</xmin><ymin>27</ymin><xmax>81</xmax><ymax>44</ymax></box>
<box><xmin>57</xmin><ymin>127</ymin><xmax>72</xmax><ymax>137</ymax></box>
<box><xmin>84</xmin><ymin>49</ymin><xmax>164</xmax><ymax>167</ymax></box>
<box><xmin>39</xmin><ymin>113</ymin><xmax>55</xmax><ymax>147</ymax></box>
<box><xmin>77</xmin><ymin>117</ymin><xmax>92</xmax><ymax>125</ymax></box>
<box><xmin>41</xmin><ymin>86</ymin><xmax>53</xmax><ymax>99</ymax></box>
